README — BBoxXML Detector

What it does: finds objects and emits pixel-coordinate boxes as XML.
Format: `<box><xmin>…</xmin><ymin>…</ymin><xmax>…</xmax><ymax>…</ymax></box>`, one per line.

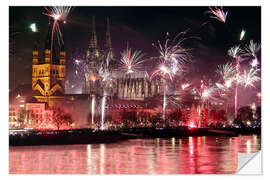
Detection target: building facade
<box><xmin>114</xmin><ymin>71</ymin><xmax>160</xmax><ymax>100</ymax></box>
<box><xmin>83</xmin><ymin>16</ymin><xmax>160</xmax><ymax>99</ymax></box>
<box><xmin>32</xmin><ymin>22</ymin><xmax>66</xmax><ymax>106</ymax></box>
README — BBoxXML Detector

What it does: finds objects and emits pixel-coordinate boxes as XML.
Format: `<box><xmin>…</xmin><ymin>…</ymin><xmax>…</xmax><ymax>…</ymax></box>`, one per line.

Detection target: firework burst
<box><xmin>240</xmin><ymin>68</ymin><xmax>260</xmax><ymax>88</ymax></box>
<box><xmin>119</xmin><ymin>46</ymin><xmax>145</xmax><ymax>74</ymax></box>
<box><xmin>201</xmin><ymin>86</ymin><xmax>216</xmax><ymax>102</ymax></box>
<box><xmin>181</xmin><ymin>82</ymin><xmax>191</xmax><ymax>91</ymax></box>
<box><xmin>206</xmin><ymin>6</ymin><xmax>228</xmax><ymax>23</ymax></box>
<box><xmin>150</xmin><ymin>64</ymin><xmax>173</xmax><ymax>82</ymax></box>
<box><xmin>228</xmin><ymin>45</ymin><xmax>244</xmax><ymax>119</ymax></box>
<box><xmin>43</xmin><ymin>6</ymin><xmax>73</xmax><ymax>60</ymax></box>
<box><xmin>216</xmin><ymin>62</ymin><xmax>236</xmax><ymax>83</ymax></box>
<box><xmin>98</xmin><ymin>61</ymin><xmax>116</xmax><ymax>130</ymax></box>
<box><xmin>244</xmin><ymin>40</ymin><xmax>261</xmax><ymax>68</ymax></box>
<box><xmin>228</xmin><ymin>45</ymin><xmax>243</xmax><ymax>59</ymax></box>
<box><xmin>151</xmin><ymin>31</ymin><xmax>193</xmax><ymax>81</ymax></box>
<box><xmin>150</xmin><ymin>31</ymin><xmax>194</xmax><ymax>122</ymax></box>
<box><xmin>244</xmin><ymin>40</ymin><xmax>261</xmax><ymax>58</ymax></box>
<box><xmin>43</xmin><ymin>6</ymin><xmax>72</xmax><ymax>21</ymax></box>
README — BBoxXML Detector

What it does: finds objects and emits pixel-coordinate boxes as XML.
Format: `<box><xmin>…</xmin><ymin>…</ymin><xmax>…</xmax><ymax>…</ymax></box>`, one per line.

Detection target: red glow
<box><xmin>188</xmin><ymin>122</ymin><xmax>196</xmax><ymax>129</ymax></box>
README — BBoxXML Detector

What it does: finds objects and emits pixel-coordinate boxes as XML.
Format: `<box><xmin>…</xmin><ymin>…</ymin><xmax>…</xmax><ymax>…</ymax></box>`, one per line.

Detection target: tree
<box><xmin>50</xmin><ymin>107</ymin><xmax>74</xmax><ymax>130</ymax></box>
<box><xmin>16</xmin><ymin>110</ymin><xmax>29</xmax><ymax>129</ymax></box>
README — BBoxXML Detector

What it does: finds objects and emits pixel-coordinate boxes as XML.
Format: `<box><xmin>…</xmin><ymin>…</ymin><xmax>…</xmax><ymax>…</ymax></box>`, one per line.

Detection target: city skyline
<box><xmin>10</xmin><ymin>6</ymin><xmax>261</xmax><ymax>107</ymax></box>
<box><xmin>8</xmin><ymin>6</ymin><xmax>261</xmax><ymax>175</ymax></box>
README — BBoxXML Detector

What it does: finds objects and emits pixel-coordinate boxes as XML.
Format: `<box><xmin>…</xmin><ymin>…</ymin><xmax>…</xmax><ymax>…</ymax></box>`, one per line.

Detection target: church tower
<box><xmin>32</xmin><ymin>21</ymin><xmax>66</xmax><ymax>106</ymax></box>
<box><xmin>83</xmin><ymin>16</ymin><xmax>117</xmax><ymax>94</ymax></box>
<box><xmin>86</xmin><ymin>16</ymin><xmax>101</xmax><ymax>62</ymax></box>
<box><xmin>104</xmin><ymin>17</ymin><xmax>115</xmax><ymax>60</ymax></box>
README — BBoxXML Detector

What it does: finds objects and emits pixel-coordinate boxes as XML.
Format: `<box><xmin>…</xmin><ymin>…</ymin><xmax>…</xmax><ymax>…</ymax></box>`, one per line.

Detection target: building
<box><xmin>114</xmin><ymin>71</ymin><xmax>160</xmax><ymax>100</ymax></box>
<box><xmin>25</xmin><ymin>103</ymin><xmax>54</xmax><ymax>129</ymax></box>
<box><xmin>83</xmin><ymin>16</ymin><xmax>116</xmax><ymax>94</ymax></box>
<box><xmin>31</xmin><ymin>21</ymin><xmax>66</xmax><ymax>106</ymax></box>
<box><xmin>8</xmin><ymin>94</ymin><xmax>29</xmax><ymax>129</ymax></box>
<box><xmin>9</xmin><ymin>104</ymin><xmax>19</xmax><ymax>129</ymax></box>
<box><xmin>83</xmin><ymin>16</ymin><xmax>160</xmax><ymax>100</ymax></box>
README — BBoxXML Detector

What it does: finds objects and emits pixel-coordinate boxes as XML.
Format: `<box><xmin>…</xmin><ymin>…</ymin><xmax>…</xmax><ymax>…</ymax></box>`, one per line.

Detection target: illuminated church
<box><xmin>83</xmin><ymin>16</ymin><xmax>161</xmax><ymax>100</ymax></box>
<box><xmin>31</xmin><ymin>21</ymin><xmax>66</xmax><ymax>106</ymax></box>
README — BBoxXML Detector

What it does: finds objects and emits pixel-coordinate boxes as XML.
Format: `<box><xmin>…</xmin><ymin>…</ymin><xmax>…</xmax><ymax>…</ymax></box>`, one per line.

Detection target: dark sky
<box><xmin>9</xmin><ymin>6</ymin><xmax>261</xmax><ymax>106</ymax></box>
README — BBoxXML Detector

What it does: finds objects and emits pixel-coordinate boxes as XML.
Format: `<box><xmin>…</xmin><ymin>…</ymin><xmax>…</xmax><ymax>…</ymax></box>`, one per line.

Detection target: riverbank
<box><xmin>9</xmin><ymin>127</ymin><xmax>260</xmax><ymax>146</ymax></box>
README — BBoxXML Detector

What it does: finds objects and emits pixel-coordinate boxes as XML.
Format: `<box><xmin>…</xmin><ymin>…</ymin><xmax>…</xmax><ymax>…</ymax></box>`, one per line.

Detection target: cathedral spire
<box><xmin>104</xmin><ymin>17</ymin><xmax>112</xmax><ymax>50</ymax></box>
<box><xmin>89</xmin><ymin>16</ymin><xmax>98</xmax><ymax>50</ymax></box>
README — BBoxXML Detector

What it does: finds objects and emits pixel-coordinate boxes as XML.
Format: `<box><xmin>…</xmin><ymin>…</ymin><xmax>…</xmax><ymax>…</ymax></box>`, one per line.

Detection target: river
<box><xmin>9</xmin><ymin>135</ymin><xmax>261</xmax><ymax>174</ymax></box>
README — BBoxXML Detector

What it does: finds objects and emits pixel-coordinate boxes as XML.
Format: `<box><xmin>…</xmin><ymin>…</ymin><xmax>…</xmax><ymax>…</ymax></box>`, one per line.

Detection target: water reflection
<box><xmin>9</xmin><ymin>135</ymin><xmax>261</xmax><ymax>174</ymax></box>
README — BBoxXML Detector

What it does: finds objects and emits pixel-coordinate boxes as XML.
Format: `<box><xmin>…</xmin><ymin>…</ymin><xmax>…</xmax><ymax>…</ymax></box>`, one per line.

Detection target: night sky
<box><xmin>9</xmin><ymin>6</ymin><xmax>261</xmax><ymax>106</ymax></box>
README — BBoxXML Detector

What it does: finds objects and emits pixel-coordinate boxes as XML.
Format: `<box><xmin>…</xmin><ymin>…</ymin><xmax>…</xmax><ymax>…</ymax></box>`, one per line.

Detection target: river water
<box><xmin>9</xmin><ymin>135</ymin><xmax>261</xmax><ymax>174</ymax></box>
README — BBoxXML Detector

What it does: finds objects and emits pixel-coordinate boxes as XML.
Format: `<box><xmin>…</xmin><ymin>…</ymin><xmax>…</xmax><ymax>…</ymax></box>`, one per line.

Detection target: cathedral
<box><xmin>84</xmin><ymin>16</ymin><xmax>160</xmax><ymax>100</ymax></box>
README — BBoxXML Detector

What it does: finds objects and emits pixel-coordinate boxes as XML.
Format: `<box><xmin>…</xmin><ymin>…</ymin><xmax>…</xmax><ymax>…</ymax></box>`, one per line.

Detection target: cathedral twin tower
<box><xmin>83</xmin><ymin>16</ymin><xmax>161</xmax><ymax>99</ymax></box>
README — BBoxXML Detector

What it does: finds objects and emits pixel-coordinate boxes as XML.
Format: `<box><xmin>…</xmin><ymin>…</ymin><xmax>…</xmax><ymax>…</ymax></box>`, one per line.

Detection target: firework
<box><xmin>244</xmin><ymin>40</ymin><xmax>261</xmax><ymax>68</ymax></box>
<box><xmin>72</xmin><ymin>58</ymin><xmax>86</xmax><ymax>80</ymax></box>
<box><xmin>152</xmin><ymin>31</ymin><xmax>193</xmax><ymax>123</ymax></box>
<box><xmin>98</xmin><ymin>59</ymin><xmax>116</xmax><ymax>130</ymax></box>
<box><xmin>240</xmin><ymin>68</ymin><xmax>260</xmax><ymax>88</ymax></box>
<box><xmin>216</xmin><ymin>62</ymin><xmax>236</xmax><ymax>83</ymax></box>
<box><xmin>244</xmin><ymin>40</ymin><xmax>261</xmax><ymax>59</ymax></box>
<box><xmin>215</xmin><ymin>62</ymin><xmax>235</xmax><ymax>101</ymax></box>
<box><xmin>151</xmin><ymin>31</ymin><xmax>192</xmax><ymax>81</ymax></box>
<box><xmin>228</xmin><ymin>45</ymin><xmax>243</xmax><ymax>59</ymax></box>
<box><xmin>201</xmin><ymin>86</ymin><xmax>216</xmax><ymax>102</ymax></box>
<box><xmin>43</xmin><ymin>6</ymin><xmax>72</xmax><ymax>20</ymax></box>
<box><xmin>99</xmin><ymin>66</ymin><xmax>115</xmax><ymax>89</ymax></box>
<box><xmin>29</xmin><ymin>23</ymin><xmax>38</xmax><ymax>32</ymax></box>
<box><xmin>119</xmin><ymin>46</ymin><xmax>145</xmax><ymax>74</ymax></box>
<box><xmin>240</xmin><ymin>29</ymin><xmax>246</xmax><ymax>40</ymax></box>
<box><xmin>43</xmin><ymin>6</ymin><xmax>73</xmax><ymax>59</ymax></box>
<box><xmin>163</xmin><ymin>86</ymin><xmax>167</xmax><ymax>121</ymax></box>
<box><xmin>150</xmin><ymin>64</ymin><xmax>173</xmax><ymax>82</ymax></box>
<box><xmin>181</xmin><ymin>82</ymin><xmax>191</xmax><ymax>90</ymax></box>
<box><xmin>91</xmin><ymin>95</ymin><xmax>96</xmax><ymax>128</ymax></box>
<box><xmin>257</xmin><ymin>92</ymin><xmax>261</xmax><ymax>99</ymax></box>
<box><xmin>250</xmin><ymin>58</ymin><xmax>259</xmax><ymax>68</ymax></box>
<box><xmin>228</xmin><ymin>45</ymin><xmax>243</xmax><ymax>119</ymax></box>
<box><xmin>167</xmin><ymin>95</ymin><xmax>183</xmax><ymax>108</ymax></box>
<box><xmin>206</xmin><ymin>6</ymin><xmax>228</xmax><ymax>23</ymax></box>
<box><xmin>100</xmin><ymin>93</ymin><xmax>106</xmax><ymax>130</ymax></box>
